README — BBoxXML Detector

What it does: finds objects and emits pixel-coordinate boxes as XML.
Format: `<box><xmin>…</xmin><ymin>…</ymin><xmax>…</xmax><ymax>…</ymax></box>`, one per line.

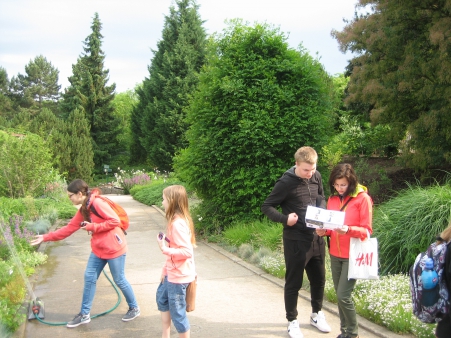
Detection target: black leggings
<box><xmin>283</xmin><ymin>234</ymin><xmax>326</xmax><ymax>321</ymax></box>
<box><xmin>436</xmin><ymin>314</ymin><xmax>451</xmax><ymax>338</ymax></box>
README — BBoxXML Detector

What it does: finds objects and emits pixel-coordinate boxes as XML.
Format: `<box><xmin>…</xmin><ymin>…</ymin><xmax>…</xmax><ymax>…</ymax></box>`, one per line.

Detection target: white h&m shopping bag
<box><xmin>348</xmin><ymin>230</ymin><xmax>379</xmax><ymax>280</ymax></box>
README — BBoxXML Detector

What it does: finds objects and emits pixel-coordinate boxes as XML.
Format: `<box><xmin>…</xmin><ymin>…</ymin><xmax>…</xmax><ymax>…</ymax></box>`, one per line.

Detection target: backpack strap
<box><xmin>90</xmin><ymin>201</ymin><xmax>127</xmax><ymax>235</ymax></box>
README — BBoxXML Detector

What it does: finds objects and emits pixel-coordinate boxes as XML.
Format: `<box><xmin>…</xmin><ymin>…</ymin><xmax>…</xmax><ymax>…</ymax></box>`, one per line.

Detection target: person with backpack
<box><xmin>435</xmin><ymin>224</ymin><xmax>451</xmax><ymax>337</ymax></box>
<box><xmin>30</xmin><ymin>179</ymin><xmax>140</xmax><ymax>327</ymax></box>
<box><xmin>316</xmin><ymin>163</ymin><xmax>373</xmax><ymax>338</ymax></box>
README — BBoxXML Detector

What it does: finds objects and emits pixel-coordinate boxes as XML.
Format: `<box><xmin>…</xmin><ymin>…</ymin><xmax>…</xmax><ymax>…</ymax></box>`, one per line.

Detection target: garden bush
<box><xmin>0</xmin><ymin>130</ymin><xmax>55</xmax><ymax>198</ymax></box>
<box><xmin>175</xmin><ymin>20</ymin><xmax>334</xmax><ymax>231</ymax></box>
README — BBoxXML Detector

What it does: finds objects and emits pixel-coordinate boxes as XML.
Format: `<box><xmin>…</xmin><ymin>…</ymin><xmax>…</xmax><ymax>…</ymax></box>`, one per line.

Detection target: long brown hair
<box><xmin>439</xmin><ymin>221</ymin><xmax>451</xmax><ymax>243</ymax></box>
<box><xmin>67</xmin><ymin>179</ymin><xmax>101</xmax><ymax>222</ymax></box>
<box><xmin>162</xmin><ymin>185</ymin><xmax>196</xmax><ymax>246</ymax></box>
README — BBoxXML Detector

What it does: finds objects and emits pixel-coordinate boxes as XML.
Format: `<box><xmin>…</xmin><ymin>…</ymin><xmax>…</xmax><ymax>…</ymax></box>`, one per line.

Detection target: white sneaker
<box><xmin>287</xmin><ymin>320</ymin><xmax>304</xmax><ymax>338</ymax></box>
<box><xmin>310</xmin><ymin>311</ymin><xmax>331</xmax><ymax>333</ymax></box>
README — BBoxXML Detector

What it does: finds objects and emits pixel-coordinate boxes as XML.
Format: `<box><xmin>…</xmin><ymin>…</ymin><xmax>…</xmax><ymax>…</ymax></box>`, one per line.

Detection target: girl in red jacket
<box><xmin>31</xmin><ymin>179</ymin><xmax>140</xmax><ymax>327</ymax></box>
<box><xmin>156</xmin><ymin>185</ymin><xmax>196</xmax><ymax>338</ymax></box>
<box><xmin>316</xmin><ymin>163</ymin><xmax>372</xmax><ymax>338</ymax></box>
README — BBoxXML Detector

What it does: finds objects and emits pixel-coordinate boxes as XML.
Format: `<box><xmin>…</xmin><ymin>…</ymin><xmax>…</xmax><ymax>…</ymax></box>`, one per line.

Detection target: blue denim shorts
<box><xmin>156</xmin><ymin>276</ymin><xmax>190</xmax><ymax>333</ymax></box>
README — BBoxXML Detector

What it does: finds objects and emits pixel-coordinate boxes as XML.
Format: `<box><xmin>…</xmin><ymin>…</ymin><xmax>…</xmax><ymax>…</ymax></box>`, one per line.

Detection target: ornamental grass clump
<box><xmin>373</xmin><ymin>181</ymin><xmax>451</xmax><ymax>274</ymax></box>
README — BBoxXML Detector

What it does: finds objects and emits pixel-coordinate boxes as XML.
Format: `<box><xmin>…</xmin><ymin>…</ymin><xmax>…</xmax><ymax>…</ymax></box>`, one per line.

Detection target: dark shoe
<box><xmin>336</xmin><ymin>335</ymin><xmax>351</xmax><ymax>338</ymax></box>
<box><xmin>122</xmin><ymin>307</ymin><xmax>140</xmax><ymax>321</ymax></box>
<box><xmin>67</xmin><ymin>313</ymin><xmax>90</xmax><ymax>328</ymax></box>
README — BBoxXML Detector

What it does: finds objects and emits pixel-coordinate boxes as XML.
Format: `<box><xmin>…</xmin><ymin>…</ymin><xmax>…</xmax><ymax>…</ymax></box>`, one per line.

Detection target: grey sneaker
<box><xmin>67</xmin><ymin>313</ymin><xmax>90</xmax><ymax>328</ymax></box>
<box><xmin>122</xmin><ymin>307</ymin><xmax>140</xmax><ymax>321</ymax></box>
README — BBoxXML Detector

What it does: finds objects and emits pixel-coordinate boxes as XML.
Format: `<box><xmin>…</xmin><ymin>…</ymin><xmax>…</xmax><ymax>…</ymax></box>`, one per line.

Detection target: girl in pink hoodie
<box><xmin>156</xmin><ymin>185</ymin><xmax>196</xmax><ymax>338</ymax></box>
<box><xmin>30</xmin><ymin>179</ymin><xmax>140</xmax><ymax>328</ymax></box>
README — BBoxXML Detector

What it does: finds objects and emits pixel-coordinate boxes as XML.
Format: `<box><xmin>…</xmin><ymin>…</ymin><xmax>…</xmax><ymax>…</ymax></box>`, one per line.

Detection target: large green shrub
<box><xmin>0</xmin><ymin>131</ymin><xmax>54</xmax><ymax>198</ymax></box>
<box><xmin>174</xmin><ymin>21</ymin><xmax>334</xmax><ymax>230</ymax></box>
<box><xmin>374</xmin><ymin>181</ymin><xmax>451</xmax><ymax>274</ymax></box>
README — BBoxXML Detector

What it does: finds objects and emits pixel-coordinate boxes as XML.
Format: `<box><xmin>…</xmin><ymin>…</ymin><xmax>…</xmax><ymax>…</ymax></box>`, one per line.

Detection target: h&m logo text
<box><xmin>354</xmin><ymin>252</ymin><xmax>374</xmax><ymax>266</ymax></box>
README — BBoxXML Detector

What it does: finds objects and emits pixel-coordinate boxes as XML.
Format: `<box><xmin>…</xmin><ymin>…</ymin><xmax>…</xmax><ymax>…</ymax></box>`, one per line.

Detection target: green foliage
<box><xmin>61</xmin><ymin>12</ymin><xmax>118</xmax><ymax>169</ymax></box>
<box><xmin>333</xmin><ymin>1</ymin><xmax>451</xmax><ymax>170</ymax></box>
<box><xmin>135</xmin><ymin>0</ymin><xmax>207</xmax><ymax>170</ymax></box>
<box><xmin>65</xmin><ymin>109</ymin><xmax>94</xmax><ymax>182</ymax></box>
<box><xmin>374</xmin><ymin>181</ymin><xmax>451</xmax><ymax>274</ymax></box>
<box><xmin>0</xmin><ymin>130</ymin><xmax>55</xmax><ymax>198</ymax></box>
<box><xmin>175</xmin><ymin>20</ymin><xmax>334</xmax><ymax>229</ymax></box>
<box><xmin>112</xmin><ymin>90</ymin><xmax>137</xmax><ymax>159</ymax></box>
<box><xmin>130</xmin><ymin>177</ymin><xmax>183</xmax><ymax>207</ymax></box>
<box><xmin>352</xmin><ymin>158</ymin><xmax>392</xmax><ymax>199</ymax></box>
<box><xmin>0</xmin><ymin>67</ymin><xmax>14</xmax><ymax>121</ymax></box>
<box><xmin>222</xmin><ymin>219</ymin><xmax>282</xmax><ymax>251</ymax></box>
<box><xmin>10</xmin><ymin>55</ymin><xmax>60</xmax><ymax>107</ymax></box>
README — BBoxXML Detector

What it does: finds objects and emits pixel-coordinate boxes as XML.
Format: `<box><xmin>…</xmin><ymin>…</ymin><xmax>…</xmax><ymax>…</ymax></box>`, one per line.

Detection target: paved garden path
<box><xmin>17</xmin><ymin>195</ymin><xmax>410</xmax><ymax>338</ymax></box>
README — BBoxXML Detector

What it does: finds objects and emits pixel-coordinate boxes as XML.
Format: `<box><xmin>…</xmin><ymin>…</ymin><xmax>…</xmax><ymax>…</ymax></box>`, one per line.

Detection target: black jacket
<box><xmin>261</xmin><ymin>167</ymin><xmax>325</xmax><ymax>241</ymax></box>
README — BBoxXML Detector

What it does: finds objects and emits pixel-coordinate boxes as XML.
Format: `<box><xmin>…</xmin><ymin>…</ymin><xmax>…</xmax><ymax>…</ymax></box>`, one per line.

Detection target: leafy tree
<box><xmin>174</xmin><ymin>21</ymin><xmax>334</xmax><ymax>229</ymax></box>
<box><xmin>135</xmin><ymin>0</ymin><xmax>207</xmax><ymax>170</ymax></box>
<box><xmin>332</xmin><ymin>1</ymin><xmax>451</xmax><ymax>170</ymax></box>
<box><xmin>61</xmin><ymin>13</ymin><xmax>118</xmax><ymax>169</ymax></box>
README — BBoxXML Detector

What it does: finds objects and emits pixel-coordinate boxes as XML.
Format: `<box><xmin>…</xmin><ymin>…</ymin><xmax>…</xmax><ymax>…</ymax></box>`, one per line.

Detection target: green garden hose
<box><xmin>33</xmin><ymin>269</ymin><xmax>121</xmax><ymax>326</ymax></box>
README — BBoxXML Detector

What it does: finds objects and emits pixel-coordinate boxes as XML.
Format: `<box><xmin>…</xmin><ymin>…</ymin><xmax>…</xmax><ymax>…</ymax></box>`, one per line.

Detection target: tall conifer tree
<box><xmin>133</xmin><ymin>0</ymin><xmax>206</xmax><ymax>170</ymax></box>
<box><xmin>61</xmin><ymin>13</ymin><xmax>118</xmax><ymax>169</ymax></box>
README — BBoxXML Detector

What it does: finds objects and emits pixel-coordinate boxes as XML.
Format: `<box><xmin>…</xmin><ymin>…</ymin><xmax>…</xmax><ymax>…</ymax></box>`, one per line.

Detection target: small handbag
<box><xmin>186</xmin><ymin>275</ymin><xmax>197</xmax><ymax>312</ymax></box>
<box><xmin>348</xmin><ymin>230</ymin><xmax>379</xmax><ymax>280</ymax></box>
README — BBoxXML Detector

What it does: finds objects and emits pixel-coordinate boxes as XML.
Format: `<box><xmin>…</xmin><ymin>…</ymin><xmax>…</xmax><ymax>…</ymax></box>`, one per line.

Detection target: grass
<box><xmin>374</xmin><ymin>181</ymin><xmax>451</xmax><ymax>274</ymax></box>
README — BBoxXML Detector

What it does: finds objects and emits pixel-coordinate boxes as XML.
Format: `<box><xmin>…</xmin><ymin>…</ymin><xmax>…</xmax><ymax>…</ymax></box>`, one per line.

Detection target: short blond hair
<box><xmin>294</xmin><ymin>146</ymin><xmax>317</xmax><ymax>164</ymax></box>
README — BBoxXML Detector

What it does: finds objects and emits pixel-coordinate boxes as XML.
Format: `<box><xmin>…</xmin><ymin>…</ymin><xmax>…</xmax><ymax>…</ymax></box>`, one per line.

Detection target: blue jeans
<box><xmin>81</xmin><ymin>252</ymin><xmax>138</xmax><ymax>314</ymax></box>
<box><xmin>156</xmin><ymin>276</ymin><xmax>190</xmax><ymax>333</ymax></box>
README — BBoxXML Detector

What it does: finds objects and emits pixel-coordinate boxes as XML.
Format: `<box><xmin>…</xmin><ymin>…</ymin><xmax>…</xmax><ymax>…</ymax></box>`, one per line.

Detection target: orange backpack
<box><xmin>90</xmin><ymin>196</ymin><xmax>130</xmax><ymax>235</ymax></box>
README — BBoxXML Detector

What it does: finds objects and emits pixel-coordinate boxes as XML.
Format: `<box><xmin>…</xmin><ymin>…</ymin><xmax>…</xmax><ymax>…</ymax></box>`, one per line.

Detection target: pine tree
<box><xmin>134</xmin><ymin>0</ymin><xmax>206</xmax><ymax>170</ymax></box>
<box><xmin>9</xmin><ymin>55</ymin><xmax>60</xmax><ymax>113</ymax></box>
<box><xmin>0</xmin><ymin>67</ymin><xmax>14</xmax><ymax>119</ymax></box>
<box><xmin>61</xmin><ymin>13</ymin><xmax>118</xmax><ymax>169</ymax></box>
<box><xmin>66</xmin><ymin>108</ymin><xmax>94</xmax><ymax>182</ymax></box>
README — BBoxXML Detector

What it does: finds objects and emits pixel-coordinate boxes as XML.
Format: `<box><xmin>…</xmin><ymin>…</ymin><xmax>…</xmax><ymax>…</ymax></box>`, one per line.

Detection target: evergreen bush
<box><xmin>175</xmin><ymin>20</ymin><xmax>334</xmax><ymax>230</ymax></box>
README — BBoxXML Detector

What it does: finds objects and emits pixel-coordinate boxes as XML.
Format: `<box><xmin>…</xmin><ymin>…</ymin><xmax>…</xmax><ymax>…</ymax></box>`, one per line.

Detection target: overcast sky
<box><xmin>0</xmin><ymin>0</ymin><xmax>358</xmax><ymax>93</ymax></box>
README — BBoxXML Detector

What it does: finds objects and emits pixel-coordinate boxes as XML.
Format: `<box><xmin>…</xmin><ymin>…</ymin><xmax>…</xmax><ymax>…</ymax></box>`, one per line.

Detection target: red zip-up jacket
<box><xmin>324</xmin><ymin>184</ymin><xmax>373</xmax><ymax>258</ymax></box>
<box><xmin>43</xmin><ymin>195</ymin><xmax>127</xmax><ymax>259</ymax></box>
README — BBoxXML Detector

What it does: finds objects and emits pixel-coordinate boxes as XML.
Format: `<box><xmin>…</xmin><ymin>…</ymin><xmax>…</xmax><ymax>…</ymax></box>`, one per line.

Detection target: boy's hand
<box><xmin>287</xmin><ymin>213</ymin><xmax>298</xmax><ymax>226</ymax></box>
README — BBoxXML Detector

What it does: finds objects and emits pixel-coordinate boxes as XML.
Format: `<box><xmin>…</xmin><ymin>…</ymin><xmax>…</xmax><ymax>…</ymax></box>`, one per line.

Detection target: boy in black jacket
<box><xmin>262</xmin><ymin>146</ymin><xmax>331</xmax><ymax>338</ymax></box>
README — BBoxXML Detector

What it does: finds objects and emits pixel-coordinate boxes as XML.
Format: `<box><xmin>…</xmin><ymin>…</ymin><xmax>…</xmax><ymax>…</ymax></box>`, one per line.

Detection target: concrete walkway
<box><xmin>18</xmin><ymin>195</ymin><xmax>411</xmax><ymax>338</ymax></box>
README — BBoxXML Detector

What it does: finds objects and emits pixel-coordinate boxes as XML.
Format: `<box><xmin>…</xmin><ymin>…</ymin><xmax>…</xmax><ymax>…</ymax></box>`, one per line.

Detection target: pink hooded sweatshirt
<box><xmin>161</xmin><ymin>217</ymin><xmax>196</xmax><ymax>284</ymax></box>
<box><xmin>43</xmin><ymin>194</ymin><xmax>127</xmax><ymax>259</ymax></box>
